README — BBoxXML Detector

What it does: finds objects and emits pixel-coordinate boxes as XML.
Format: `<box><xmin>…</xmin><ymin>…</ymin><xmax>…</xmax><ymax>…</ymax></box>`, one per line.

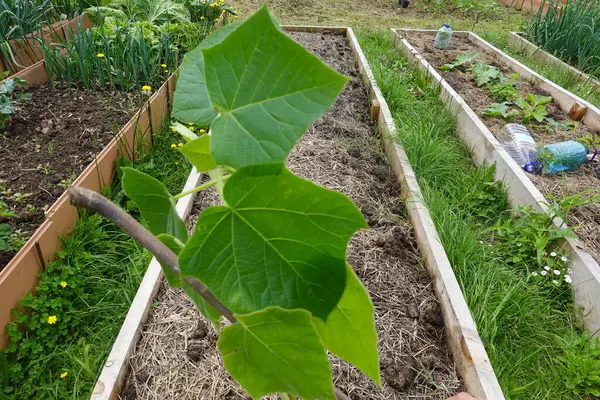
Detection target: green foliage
<box><xmin>0</xmin><ymin>78</ymin><xmax>27</xmax><ymax>131</ymax></box>
<box><xmin>514</xmin><ymin>93</ymin><xmax>552</xmax><ymax>123</ymax></box>
<box><xmin>439</xmin><ymin>52</ymin><xmax>479</xmax><ymax>71</ymax></box>
<box><xmin>472</xmin><ymin>61</ymin><xmax>501</xmax><ymax>87</ymax></box>
<box><xmin>526</xmin><ymin>0</ymin><xmax>600</xmax><ymax>78</ymax></box>
<box><xmin>558</xmin><ymin>333</ymin><xmax>600</xmax><ymax>397</ymax></box>
<box><xmin>545</xmin><ymin>117</ymin><xmax>576</xmax><ymax>132</ymax></box>
<box><xmin>121</xmin><ymin>7</ymin><xmax>379</xmax><ymax>398</ymax></box>
<box><xmin>488</xmin><ymin>73</ymin><xmax>519</xmax><ymax>102</ymax></box>
<box><xmin>482</xmin><ymin>102</ymin><xmax>519</xmax><ymax>120</ymax></box>
<box><xmin>419</xmin><ymin>0</ymin><xmax>499</xmax><ymax>16</ymax></box>
<box><xmin>0</xmin><ymin>0</ymin><xmax>53</xmax><ymax>42</ymax></box>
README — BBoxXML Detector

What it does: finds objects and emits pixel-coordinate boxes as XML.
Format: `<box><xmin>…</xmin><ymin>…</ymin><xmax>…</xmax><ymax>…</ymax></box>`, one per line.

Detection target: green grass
<box><xmin>1</xmin><ymin>122</ymin><xmax>191</xmax><ymax>399</ymax></box>
<box><xmin>357</xmin><ymin>29</ymin><xmax>598</xmax><ymax>399</ymax></box>
<box><xmin>480</xmin><ymin>31</ymin><xmax>600</xmax><ymax>109</ymax></box>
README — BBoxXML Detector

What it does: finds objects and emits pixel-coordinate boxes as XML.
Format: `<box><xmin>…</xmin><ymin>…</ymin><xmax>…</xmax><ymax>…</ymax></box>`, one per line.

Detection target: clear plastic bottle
<box><xmin>498</xmin><ymin>124</ymin><xmax>540</xmax><ymax>173</ymax></box>
<box><xmin>434</xmin><ymin>24</ymin><xmax>453</xmax><ymax>49</ymax></box>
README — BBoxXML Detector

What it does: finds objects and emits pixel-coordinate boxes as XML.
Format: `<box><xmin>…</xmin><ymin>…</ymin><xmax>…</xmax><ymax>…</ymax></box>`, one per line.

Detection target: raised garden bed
<box><xmin>92</xmin><ymin>26</ymin><xmax>502</xmax><ymax>400</ymax></box>
<box><xmin>394</xmin><ymin>29</ymin><xmax>600</xmax><ymax>335</ymax></box>
<box><xmin>507</xmin><ymin>32</ymin><xmax>600</xmax><ymax>95</ymax></box>
<box><xmin>0</xmin><ymin>67</ymin><xmax>175</xmax><ymax>348</ymax></box>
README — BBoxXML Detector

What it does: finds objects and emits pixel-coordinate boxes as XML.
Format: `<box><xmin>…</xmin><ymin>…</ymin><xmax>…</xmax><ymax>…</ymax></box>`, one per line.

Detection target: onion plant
<box><xmin>41</xmin><ymin>19</ymin><xmax>183</xmax><ymax>92</ymax></box>
<box><xmin>526</xmin><ymin>0</ymin><xmax>600</xmax><ymax>77</ymax></box>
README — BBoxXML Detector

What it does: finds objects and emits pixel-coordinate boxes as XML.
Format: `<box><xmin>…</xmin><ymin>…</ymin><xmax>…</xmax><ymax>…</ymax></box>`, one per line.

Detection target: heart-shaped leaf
<box><xmin>218</xmin><ymin>307</ymin><xmax>335</xmax><ymax>399</ymax></box>
<box><xmin>199</xmin><ymin>6</ymin><xmax>348</xmax><ymax>168</ymax></box>
<box><xmin>179</xmin><ymin>163</ymin><xmax>367</xmax><ymax>320</ymax></box>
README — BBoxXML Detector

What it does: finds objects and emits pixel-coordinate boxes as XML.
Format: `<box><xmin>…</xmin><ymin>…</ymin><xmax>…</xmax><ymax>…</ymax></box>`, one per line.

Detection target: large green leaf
<box><xmin>179</xmin><ymin>135</ymin><xmax>217</xmax><ymax>172</ymax></box>
<box><xmin>313</xmin><ymin>264</ymin><xmax>381</xmax><ymax>386</ymax></box>
<box><xmin>156</xmin><ymin>233</ymin><xmax>184</xmax><ymax>286</ymax></box>
<box><xmin>172</xmin><ymin>22</ymin><xmax>242</xmax><ymax>125</ymax></box>
<box><xmin>122</xmin><ymin>168</ymin><xmax>188</xmax><ymax>242</ymax></box>
<box><xmin>200</xmin><ymin>6</ymin><xmax>348</xmax><ymax>168</ymax></box>
<box><xmin>179</xmin><ymin>163</ymin><xmax>367</xmax><ymax>320</ymax></box>
<box><xmin>218</xmin><ymin>307</ymin><xmax>335</xmax><ymax>399</ymax></box>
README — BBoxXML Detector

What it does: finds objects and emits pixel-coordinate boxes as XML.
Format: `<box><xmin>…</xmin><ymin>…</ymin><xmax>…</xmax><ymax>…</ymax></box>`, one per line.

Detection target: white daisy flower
<box><xmin>531</xmin><ymin>271</ymin><xmax>538</xmax><ymax>276</ymax></box>
<box><xmin>553</xmin><ymin>269</ymin><xmax>561</xmax><ymax>275</ymax></box>
<box><xmin>544</xmin><ymin>266</ymin><xmax>550</xmax><ymax>271</ymax></box>
<box><xmin>567</xmin><ymin>268</ymin><xmax>573</xmax><ymax>274</ymax></box>
<box><xmin>550</xmin><ymin>252</ymin><xmax>557</xmax><ymax>257</ymax></box>
<box><xmin>541</xmin><ymin>270</ymin><xmax>548</xmax><ymax>276</ymax></box>
<box><xmin>565</xmin><ymin>275</ymin><xmax>572</xmax><ymax>284</ymax></box>
<box><xmin>560</xmin><ymin>256</ymin><xmax>568</xmax><ymax>262</ymax></box>
<box><xmin>552</xmin><ymin>280</ymin><xmax>559</xmax><ymax>285</ymax></box>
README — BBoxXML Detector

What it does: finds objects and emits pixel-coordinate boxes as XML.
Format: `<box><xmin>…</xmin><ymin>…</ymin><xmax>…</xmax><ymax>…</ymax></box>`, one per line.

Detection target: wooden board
<box><xmin>91</xmin><ymin>168</ymin><xmax>203</xmax><ymax>400</ymax></box>
<box><xmin>393</xmin><ymin>28</ymin><xmax>600</xmax><ymax>337</ymax></box>
<box><xmin>507</xmin><ymin>32</ymin><xmax>600</xmax><ymax>95</ymax></box>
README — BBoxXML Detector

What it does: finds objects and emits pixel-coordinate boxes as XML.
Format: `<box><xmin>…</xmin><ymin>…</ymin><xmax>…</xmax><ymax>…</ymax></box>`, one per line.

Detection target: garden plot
<box><xmin>119</xmin><ymin>30</ymin><xmax>465</xmax><ymax>400</ymax></box>
<box><xmin>397</xmin><ymin>29</ymin><xmax>600</xmax><ymax>333</ymax></box>
<box><xmin>0</xmin><ymin>86</ymin><xmax>139</xmax><ymax>270</ymax></box>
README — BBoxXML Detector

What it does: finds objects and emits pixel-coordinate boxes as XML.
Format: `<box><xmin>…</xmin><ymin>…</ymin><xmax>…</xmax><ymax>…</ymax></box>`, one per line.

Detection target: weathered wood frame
<box><xmin>90</xmin><ymin>25</ymin><xmax>503</xmax><ymax>400</ymax></box>
<box><xmin>392</xmin><ymin>28</ymin><xmax>600</xmax><ymax>336</ymax></box>
<box><xmin>507</xmin><ymin>32</ymin><xmax>600</xmax><ymax>94</ymax></box>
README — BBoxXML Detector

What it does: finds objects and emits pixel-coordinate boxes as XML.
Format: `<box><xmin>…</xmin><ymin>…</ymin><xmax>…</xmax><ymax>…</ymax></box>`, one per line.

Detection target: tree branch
<box><xmin>68</xmin><ymin>186</ymin><xmax>237</xmax><ymax>323</ymax></box>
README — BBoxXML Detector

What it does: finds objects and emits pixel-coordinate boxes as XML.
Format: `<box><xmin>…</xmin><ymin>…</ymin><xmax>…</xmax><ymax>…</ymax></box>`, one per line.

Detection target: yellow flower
<box><xmin>142</xmin><ymin>85</ymin><xmax>151</xmax><ymax>91</ymax></box>
<box><xmin>164</xmin><ymin>69</ymin><xmax>169</xmax><ymax>73</ymax></box>
<box><xmin>171</xmin><ymin>144</ymin><xmax>177</xmax><ymax>149</ymax></box>
<box><xmin>48</xmin><ymin>315</ymin><xmax>57</xmax><ymax>324</ymax></box>
<box><xmin>60</xmin><ymin>281</ymin><xmax>67</xmax><ymax>288</ymax></box>
<box><xmin>175</xmin><ymin>161</ymin><xmax>180</xmax><ymax>165</ymax></box>
<box><xmin>188</xmin><ymin>122</ymin><xmax>194</xmax><ymax>126</ymax></box>
<box><xmin>97</xmin><ymin>53</ymin><xmax>105</xmax><ymax>58</ymax></box>
<box><xmin>190</xmin><ymin>126</ymin><xmax>195</xmax><ymax>131</ymax></box>
<box><xmin>177</xmin><ymin>142</ymin><xmax>184</xmax><ymax>147</ymax></box>
<box><xmin>200</xmin><ymin>16</ymin><xmax>204</xmax><ymax>19</ymax></box>
<box><xmin>161</xmin><ymin>63</ymin><xmax>167</xmax><ymax>68</ymax></box>
<box><xmin>60</xmin><ymin>372</ymin><xmax>68</xmax><ymax>379</ymax></box>
<box><xmin>199</xmin><ymin>129</ymin><xmax>206</xmax><ymax>133</ymax></box>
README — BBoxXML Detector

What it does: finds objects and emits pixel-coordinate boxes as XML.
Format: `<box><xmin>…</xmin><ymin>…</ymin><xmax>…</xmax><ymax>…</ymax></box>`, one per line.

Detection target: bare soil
<box><xmin>122</xmin><ymin>32</ymin><xmax>462</xmax><ymax>399</ymax></box>
<box><xmin>0</xmin><ymin>86</ymin><xmax>139</xmax><ymax>270</ymax></box>
<box><xmin>404</xmin><ymin>30</ymin><xmax>600</xmax><ymax>266</ymax></box>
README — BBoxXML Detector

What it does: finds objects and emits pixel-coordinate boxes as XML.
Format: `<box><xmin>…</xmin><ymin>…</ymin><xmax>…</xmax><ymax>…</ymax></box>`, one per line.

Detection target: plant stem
<box><xmin>172</xmin><ymin>179</ymin><xmax>218</xmax><ymax>201</ymax></box>
<box><xmin>68</xmin><ymin>186</ymin><xmax>237</xmax><ymax>323</ymax></box>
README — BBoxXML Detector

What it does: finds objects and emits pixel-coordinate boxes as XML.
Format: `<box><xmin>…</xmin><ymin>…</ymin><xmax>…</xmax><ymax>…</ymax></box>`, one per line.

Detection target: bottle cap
<box><xmin>444</xmin><ymin>24</ymin><xmax>450</xmax><ymax>28</ymax></box>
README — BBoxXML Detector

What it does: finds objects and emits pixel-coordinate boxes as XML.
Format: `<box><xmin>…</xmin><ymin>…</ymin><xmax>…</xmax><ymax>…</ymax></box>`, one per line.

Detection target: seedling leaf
<box><xmin>483</xmin><ymin>102</ymin><xmax>519</xmax><ymax>120</ymax></box>
<box><xmin>439</xmin><ymin>52</ymin><xmax>479</xmax><ymax>70</ymax></box>
<box><xmin>313</xmin><ymin>264</ymin><xmax>381</xmax><ymax>386</ymax></box>
<box><xmin>218</xmin><ymin>307</ymin><xmax>334</xmax><ymax>399</ymax></box>
<box><xmin>473</xmin><ymin>62</ymin><xmax>501</xmax><ymax>87</ymax></box>
<box><xmin>545</xmin><ymin>117</ymin><xmax>576</xmax><ymax>131</ymax></box>
<box><xmin>533</xmin><ymin>105</ymin><xmax>547</xmax><ymax>122</ymax></box>
<box><xmin>179</xmin><ymin>163</ymin><xmax>368</xmax><ymax>320</ymax></box>
<box><xmin>122</xmin><ymin>168</ymin><xmax>188</xmax><ymax>243</ymax></box>
<box><xmin>179</xmin><ymin>135</ymin><xmax>217</xmax><ymax>172</ymax></box>
<box><xmin>200</xmin><ymin>7</ymin><xmax>348</xmax><ymax>168</ymax></box>
<box><xmin>526</xmin><ymin>93</ymin><xmax>552</xmax><ymax>107</ymax></box>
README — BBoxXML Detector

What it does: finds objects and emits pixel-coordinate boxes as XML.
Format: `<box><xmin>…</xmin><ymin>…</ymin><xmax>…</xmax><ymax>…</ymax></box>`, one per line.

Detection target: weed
<box><xmin>0</xmin><ymin>78</ymin><xmax>27</xmax><ymax>132</ymax></box>
<box><xmin>47</xmin><ymin>142</ymin><xmax>54</xmax><ymax>156</ymax></box>
<box><xmin>10</xmin><ymin>192</ymin><xmax>32</xmax><ymax>203</ymax></box>
<box><xmin>36</xmin><ymin>163</ymin><xmax>53</xmax><ymax>176</ymax></box>
<box><xmin>558</xmin><ymin>333</ymin><xmax>600</xmax><ymax>397</ymax></box>
<box><xmin>514</xmin><ymin>93</ymin><xmax>552</xmax><ymax>123</ymax></box>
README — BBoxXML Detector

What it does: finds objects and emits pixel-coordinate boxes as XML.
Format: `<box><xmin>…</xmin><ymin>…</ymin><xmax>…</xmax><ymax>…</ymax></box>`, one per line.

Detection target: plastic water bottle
<box><xmin>434</xmin><ymin>24</ymin><xmax>453</xmax><ymax>49</ymax></box>
<box><xmin>537</xmin><ymin>141</ymin><xmax>588</xmax><ymax>174</ymax></box>
<box><xmin>498</xmin><ymin>124</ymin><xmax>540</xmax><ymax>172</ymax></box>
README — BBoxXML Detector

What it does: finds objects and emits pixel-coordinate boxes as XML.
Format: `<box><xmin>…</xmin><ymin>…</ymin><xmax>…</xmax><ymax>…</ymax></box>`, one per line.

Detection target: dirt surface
<box><xmin>404</xmin><ymin>30</ymin><xmax>600</xmax><ymax>266</ymax></box>
<box><xmin>0</xmin><ymin>85</ymin><xmax>139</xmax><ymax>270</ymax></box>
<box><xmin>122</xmin><ymin>32</ymin><xmax>462</xmax><ymax>399</ymax></box>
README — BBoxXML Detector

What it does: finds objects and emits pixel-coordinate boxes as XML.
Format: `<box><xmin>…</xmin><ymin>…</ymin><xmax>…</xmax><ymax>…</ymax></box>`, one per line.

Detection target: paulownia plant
<box><xmin>69</xmin><ymin>6</ymin><xmax>380</xmax><ymax>399</ymax></box>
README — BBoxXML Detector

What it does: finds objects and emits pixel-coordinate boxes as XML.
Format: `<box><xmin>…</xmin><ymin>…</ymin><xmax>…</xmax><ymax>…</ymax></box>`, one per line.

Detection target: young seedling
<box><xmin>514</xmin><ymin>93</ymin><xmax>552</xmax><ymax>123</ymax></box>
<box><xmin>69</xmin><ymin>7</ymin><xmax>380</xmax><ymax>399</ymax></box>
<box><xmin>483</xmin><ymin>102</ymin><xmax>520</xmax><ymax>120</ymax></box>
<box><xmin>472</xmin><ymin>62</ymin><xmax>502</xmax><ymax>87</ymax></box>
<box><xmin>488</xmin><ymin>73</ymin><xmax>520</xmax><ymax>102</ymax></box>
<box><xmin>439</xmin><ymin>52</ymin><xmax>480</xmax><ymax>70</ymax></box>
<box><xmin>0</xmin><ymin>78</ymin><xmax>27</xmax><ymax>132</ymax></box>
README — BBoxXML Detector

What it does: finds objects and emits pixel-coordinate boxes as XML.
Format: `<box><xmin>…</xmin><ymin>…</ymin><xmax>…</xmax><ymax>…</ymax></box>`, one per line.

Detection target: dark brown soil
<box><xmin>122</xmin><ymin>32</ymin><xmax>461</xmax><ymax>399</ymax></box>
<box><xmin>0</xmin><ymin>86</ymin><xmax>139</xmax><ymax>270</ymax></box>
<box><xmin>404</xmin><ymin>31</ymin><xmax>600</xmax><ymax>266</ymax></box>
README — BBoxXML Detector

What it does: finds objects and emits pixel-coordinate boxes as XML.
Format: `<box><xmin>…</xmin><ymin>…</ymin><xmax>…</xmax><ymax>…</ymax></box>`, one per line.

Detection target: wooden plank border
<box><xmin>88</xmin><ymin>25</ymin><xmax>502</xmax><ymax>400</ymax></box>
<box><xmin>392</xmin><ymin>28</ymin><xmax>600</xmax><ymax>336</ymax></box>
<box><xmin>91</xmin><ymin>168</ymin><xmax>203</xmax><ymax>400</ymax></box>
<box><xmin>507</xmin><ymin>32</ymin><xmax>600</xmax><ymax>94</ymax></box>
